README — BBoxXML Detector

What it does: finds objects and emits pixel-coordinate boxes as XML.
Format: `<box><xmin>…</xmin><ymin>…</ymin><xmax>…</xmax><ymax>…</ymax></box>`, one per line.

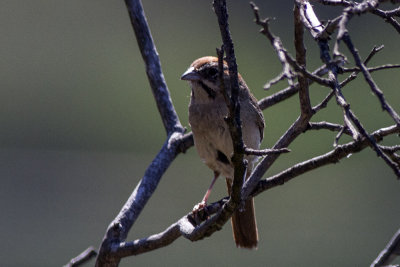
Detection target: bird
<box><xmin>181</xmin><ymin>56</ymin><xmax>265</xmax><ymax>249</ymax></box>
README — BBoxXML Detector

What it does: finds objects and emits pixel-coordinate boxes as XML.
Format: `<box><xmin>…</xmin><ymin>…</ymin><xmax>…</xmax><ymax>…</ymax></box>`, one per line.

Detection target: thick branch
<box><xmin>96</xmin><ymin>136</ymin><xmax>187</xmax><ymax>266</ymax></box>
<box><xmin>102</xmin><ymin>123</ymin><xmax>399</xmax><ymax>257</ymax></box>
<box><xmin>95</xmin><ymin>1</ymin><xmax>189</xmax><ymax>265</ymax></box>
<box><xmin>82</xmin><ymin>0</ymin><xmax>400</xmax><ymax>264</ymax></box>
<box><xmin>124</xmin><ymin>0</ymin><xmax>184</xmax><ymax>135</ymax></box>
<box><xmin>244</xmin><ymin>147</ymin><xmax>291</xmax><ymax>156</ymax></box>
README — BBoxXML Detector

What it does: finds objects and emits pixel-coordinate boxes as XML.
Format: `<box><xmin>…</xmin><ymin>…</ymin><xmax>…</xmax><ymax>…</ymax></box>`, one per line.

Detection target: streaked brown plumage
<box><xmin>181</xmin><ymin>56</ymin><xmax>265</xmax><ymax>249</ymax></box>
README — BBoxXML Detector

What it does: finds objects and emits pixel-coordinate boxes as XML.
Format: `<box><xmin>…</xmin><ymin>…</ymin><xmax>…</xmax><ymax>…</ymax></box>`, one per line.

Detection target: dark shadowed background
<box><xmin>1</xmin><ymin>1</ymin><xmax>400</xmax><ymax>266</ymax></box>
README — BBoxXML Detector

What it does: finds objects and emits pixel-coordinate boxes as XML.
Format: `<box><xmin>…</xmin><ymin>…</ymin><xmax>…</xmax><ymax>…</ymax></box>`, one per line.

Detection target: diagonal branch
<box><xmin>300</xmin><ymin>0</ymin><xmax>400</xmax><ymax>178</ymax></box>
<box><xmin>95</xmin><ymin>0</ymin><xmax>190</xmax><ymax>266</ymax></box>
<box><xmin>124</xmin><ymin>0</ymin><xmax>184</xmax><ymax>135</ymax></box>
<box><xmin>341</xmin><ymin>33</ymin><xmax>400</xmax><ymax>127</ymax></box>
<box><xmin>72</xmin><ymin>1</ymin><xmax>400</xmax><ymax>264</ymax></box>
<box><xmin>96</xmin><ymin>123</ymin><xmax>399</xmax><ymax>258</ymax></box>
<box><xmin>372</xmin><ymin>8</ymin><xmax>400</xmax><ymax>34</ymax></box>
<box><xmin>252</xmin><ymin>125</ymin><xmax>399</xmax><ymax>196</ymax></box>
<box><xmin>258</xmin><ymin>63</ymin><xmax>333</xmax><ymax>110</ymax></box>
<box><xmin>371</xmin><ymin>228</ymin><xmax>400</xmax><ymax>267</ymax></box>
<box><xmin>64</xmin><ymin>246</ymin><xmax>98</xmax><ymax>267</ymax></box>
<box><xmin>313</xmin><ymin>45</ymin><xmax>385</xmax><ymax>112</ymax></box>
<box><xmin>242</xmin><ymin>2</ymin><xmax>315</xmax><ymax>201</ymax></box>
<box><xmin>250</xmin><ymin>2</ymin><xmax>296</xmax><ymax>87</ymax></box>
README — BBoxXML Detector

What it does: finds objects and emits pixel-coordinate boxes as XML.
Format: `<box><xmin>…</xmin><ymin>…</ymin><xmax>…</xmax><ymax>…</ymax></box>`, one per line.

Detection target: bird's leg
<box><xmin>193</xmin><ymin>171</ymin><xmax>220</xmax><ymax>212</ymax></box>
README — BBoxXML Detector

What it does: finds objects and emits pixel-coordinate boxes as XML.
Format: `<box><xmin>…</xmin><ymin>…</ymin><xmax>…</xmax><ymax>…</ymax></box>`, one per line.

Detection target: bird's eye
<box><xmin>205</xmin><ymin>67</ymin><xmax>218</xmax><ymax>78</ymax></box>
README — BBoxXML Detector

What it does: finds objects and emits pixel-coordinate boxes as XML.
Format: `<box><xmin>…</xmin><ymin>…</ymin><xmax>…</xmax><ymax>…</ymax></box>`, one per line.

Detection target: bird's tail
<box><xmin>226</xmin><ymin>178</ymin><xmax>258</xmax><ymax>249</ymax></box>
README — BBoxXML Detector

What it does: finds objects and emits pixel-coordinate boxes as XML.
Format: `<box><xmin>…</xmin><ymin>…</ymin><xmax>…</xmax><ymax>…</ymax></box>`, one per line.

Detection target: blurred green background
<box><xmin>1</xmin><ymin>0</ymin><xmax>400</xmax><ymax>266</ymax></box>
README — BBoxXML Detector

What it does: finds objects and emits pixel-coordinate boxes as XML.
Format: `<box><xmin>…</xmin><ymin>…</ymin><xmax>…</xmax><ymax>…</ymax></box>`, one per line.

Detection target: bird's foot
<box><xmin>190</xmin><ymin>201</ymin><xmax>209</xmax><ymax>224</ymax></box>
<box><xmin>192</xmin><ymin>201</ymin><xmax>207</xmax><ymax>213</ymax></box>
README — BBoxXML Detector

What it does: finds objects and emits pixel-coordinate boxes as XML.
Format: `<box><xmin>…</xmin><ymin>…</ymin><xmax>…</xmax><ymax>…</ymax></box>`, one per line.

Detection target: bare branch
<box><xmin>258</xmin><ymin>64</ymin><xmax>332</xmax><ymax>110</ymax></box>
<box><xmin>124</xmin><ymin>0</ymin><xmax>184</xmax><ymax>135</ymax></box>
<box><xmin>315</xmin><ymin>45</ymin><xmax>386</xmax><ymax>113</ymax></box>
<box><xmin>76</xmin><ymin>0</ymin><xmax>400</xmax><ymax>264</ymax></box>
<box><xmin>64</xmin><ymin>247</ymin><xmax>97</xmax><ymax>267</ymax></box>
<box><xmin>372</xmin><ymin>8</ymin><xmax>400</xmax><ymax>34</ymax></box>
<box><xmin>285</xmin><ymin>52</ymin><xmax>333</xmax><ymax>87</ymax></box>
<box><xmin>244</xmin><ymin>147</ymin><xmax>291</xmax><ymax>156</ymax></box>
<box><xmin>295</xmin><ymin>1</ymin><xmax>313</xmax><ymax>118</ymax></box>
<box><xmin>118</xmin><ymin>223</ymin><xmax>181</xmax><ymax>256</ymax></box>
<box><xmin>364</xmin><ymin>45</ymin><xmax>385</xmax><ymax>64</ymax></box>
<box><xmin>258</xmin><ymin>85</ymin><xmax>298</xmax><ymax>110</ymax></box>
<box><xmin>384</xmin><ymin>6</ymin><xmax>400</xmax><ymax>17</ymax></box>
<box><xmin>341</xmin><ymin>33</ymin><xmax>400</xmax><ymax>127</ymax></box>
<box><xmin>263</xmin><ymin>71</ymin><xmax>287</xmax><ymax>90</ymax></box>
<box><xmin>96</xmin><ymin>137</ymin><xmax>187</xmax><ymax>266</ymax></box>
<box><xmin>250</xmin><ymin>2</ymin><xmax>296</xmax><ymax>87</ymax></box>
<box><xmin>309</xmin><ymin>0</ymin><xmax>354</xmax><ymax>7</ymax></box>
<box><xmin>300</xmin><ymin>1</ymin><xmax>400</xmax><ymax>177</ymax></box>
<box><xmin>299</xmin><ymin>1</ymin><xmax>325</xmax><ymax>39</ymax></box>
<box><xmin>93</xmin><ymin>122</ymin><xmax>398</xmax><ymax>258</ymax></box>
<box><xmin>307</xmin><ymin>121</ymin><xmax>352</xmax><ymax>136</ymax></box>
<box><xmin>252</xmin><ymin>125</ymin><xmax>399</xmax><ymax>196</ymax></box>
<box><xmin>95</xmin><ymin>0</ymin><xmax>190</xmax><ymax>265</ymax></box>
<box><xmin>371</xmin><ymin>228</ymin><xmax>400</xmax><ymax>267</ymax></box>
<box><xmin>379</xmin><ymin>145</ymin><xmax>400</xmax><ymax>153</ymax></box>
<box><xmin>214</xmin><ymin>0</ymin><xmax>246</xmax><ymax>206</ymax></box>
<box><xmin>340</xmin><ymin>63</ymin><xmax>400</xmax><ymax>73</ymax></box>
<box><xmin>242</xmin><ymin>2</ymin><xmax>316</xmax><ymax>201</ymax></box>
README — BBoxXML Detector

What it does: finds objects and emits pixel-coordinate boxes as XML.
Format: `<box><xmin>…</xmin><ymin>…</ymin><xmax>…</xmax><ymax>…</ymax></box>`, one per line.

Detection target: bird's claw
<box><xmin>190</xmin><ymin>201</ymin><xmax>210</xmax><ymax>224</ymax></box>
<box><xmin>192</xmin><ymin>201</ymin><xmax>207</xmax><ymax>213</ymax></box>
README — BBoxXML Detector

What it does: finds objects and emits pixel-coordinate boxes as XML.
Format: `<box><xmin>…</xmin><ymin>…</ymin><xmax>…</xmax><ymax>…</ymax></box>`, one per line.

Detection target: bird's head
<box><xmin>181</xmin><ymin>56</ymin><xmax>241</xmax><ymax>100</ymax></box>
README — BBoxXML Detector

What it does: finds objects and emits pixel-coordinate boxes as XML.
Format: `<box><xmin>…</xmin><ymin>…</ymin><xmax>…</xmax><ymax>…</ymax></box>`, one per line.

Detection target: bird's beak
<box><xmin>181</xmin><ymin>67</ymin><xmax>201</xmax><ymax>81</ymax></box>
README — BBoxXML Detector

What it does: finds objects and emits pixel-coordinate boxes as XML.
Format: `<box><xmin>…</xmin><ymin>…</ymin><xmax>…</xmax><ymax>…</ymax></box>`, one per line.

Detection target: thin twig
<box><xmin>242</xmin><ymin>2</ymin><xmax>315</xmax><ymax>201</ymax></box>
<box><xmin>252</xmin><ymin>125</ymin><xmax>399</xmax><ymax>196</ymax></box>
<box><xmin>264</xmin><ymin>71</ymin><xmax>287</xmax><ymax>90</ymax></box>
<box><xmin>301</xmin><ymin>1</ymin><xmax>400</xmax><ymax>178</ymax></box>
<box><xmin>258</xmin><ymin>64</ymin><xmax>331</xmax><ymax>110</ymax></box>
<box><xmin>372</xmin><ymin>8</ymin><xmax>400</xmax><ymax>34</ymax></box>
<box><xmin>341</xmin><ymin>33</ymin><xmax>400</xmax><ymax>127</ymax></box>
<box><xmin>80</xmin><ymin>1</ymin><xmax>400</xmax><ymax>264</ymax></box>
<box><xmin>251</xmin><ymin>2</ymin><xmax>296</xmax><ymax>88</ymax></box>
<box><xmin>64</xmin><ymin>247</ymin><xmax>98</xmax><ymax>267</ymax></box>
<box><xmin>341</xmin><ymin>63</ymin><xmax>400</xmax><ymax>73</ymax></box>
<box><xmin>307</xmin><ymin>121</ymin><xmax>351</xmax><ymax>135</ymax></box>
<box><xmin>315</xmin><ymin>45</ymin><xmax>386</xmax><ymax>112</ymax></box>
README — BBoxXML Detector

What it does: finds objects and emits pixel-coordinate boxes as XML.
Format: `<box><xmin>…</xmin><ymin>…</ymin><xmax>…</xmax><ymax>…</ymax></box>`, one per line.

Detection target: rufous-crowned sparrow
<box><xmin>181</xmin><ymin>56</ymin><xmax>265</xmax><ymax>249</ymax></box>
